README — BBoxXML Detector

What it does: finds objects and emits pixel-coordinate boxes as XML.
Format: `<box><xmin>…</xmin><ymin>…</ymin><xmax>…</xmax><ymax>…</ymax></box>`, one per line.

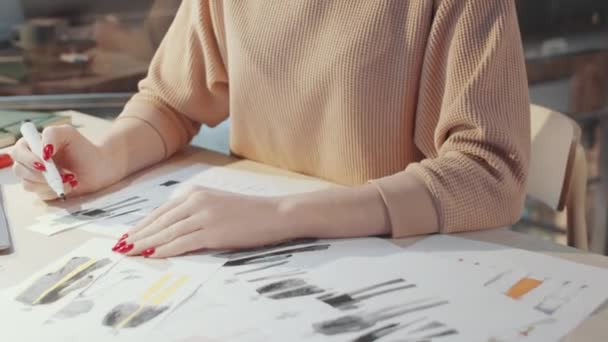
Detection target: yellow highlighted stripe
<box><xmin>32</xmin><ymin>258</ymin><xmax>98</xmax><ymax>305</ymax></box>
<box><xmin>114</xmin><ymin>274</ymin><xmax>190</xmax><ymax>329</ymax></box>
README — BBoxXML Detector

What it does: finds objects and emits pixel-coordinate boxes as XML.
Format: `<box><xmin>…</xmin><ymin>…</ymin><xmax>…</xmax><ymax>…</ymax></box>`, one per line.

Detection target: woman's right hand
<box><xmin>11</xmin><ymin>125</ymin><xmax>121</xmax><ymax>201</ymax></box>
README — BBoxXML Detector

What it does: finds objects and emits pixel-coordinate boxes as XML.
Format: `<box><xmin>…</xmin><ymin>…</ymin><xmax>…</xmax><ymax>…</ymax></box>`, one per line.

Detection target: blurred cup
<box><xmin>14</xmin><ymin>18</ymin><xmax>67</xmax><ymax>50</ymax></box>
<box><xmin>13</xmin><ymin>18</ymin><xmax>68</xmax><ymax>73</ymax></box>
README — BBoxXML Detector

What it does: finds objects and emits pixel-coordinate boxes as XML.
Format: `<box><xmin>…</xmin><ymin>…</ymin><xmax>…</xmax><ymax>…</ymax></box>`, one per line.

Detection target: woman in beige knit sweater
<box><xmin>12</xmin><ymin>1</ymin><xmax>530</xmax><ymax>258</ymax></box>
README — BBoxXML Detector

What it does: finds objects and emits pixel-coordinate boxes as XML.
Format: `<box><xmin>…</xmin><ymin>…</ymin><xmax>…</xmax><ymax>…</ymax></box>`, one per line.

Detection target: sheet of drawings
<box><xmin>178</xmin><ymin>238</ymin><xmax>407</xmax><ymax>305</ymax></box>
<box><xmin>149</xmin><ymin>247</ymin><xmax>545</xmax><ymax>342</ymax></box>
<box><xmin>0</xmin><ymin>238</ymin><xmax>226</xmax><ymax>342</ymax></box>
<box><xmin>0</xmin><ymin>239</ymin><xmax>123</xmax><ymax>340</ymax></box>
<box><xmin>148</xmin><ymin>237</ymin><xmax>407</xmax><ymax>341</ymax></box>
<box><xmin>27</xmin><ymin>164</ymin><xmax>332</xmax><ymax>238</ymax></box>
<box><xmin>407</xmin><ymin>235</ymin><xmax>608</xmax><ymax>341</ymax></box>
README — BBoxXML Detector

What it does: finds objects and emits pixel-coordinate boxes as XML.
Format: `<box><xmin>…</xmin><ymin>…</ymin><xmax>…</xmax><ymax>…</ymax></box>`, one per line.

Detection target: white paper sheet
<box><xmin>0</xmin><ymin>239</ymin><xmax>123</xmax><ymax>340</ymax></box>
<box><xmin>186</xmin><ymin>238</ymin><xmax>406</xmax><ymax>306</ymax></box>
<box><xmin>261</xmin><ymin>253</ymin><xmax>547</xmax><ymax>342</ymax></box>
<box><xmin>28</xmin><ymin>164</ymin><xmax>332</xmax><ymax>237</ymax></box>
<box><xmin>150</xmin><ymin>250</ymin><xmax>544</xmax><ymax>342</ymax></box>
<box><xmin>149</xmin><ymin>238</ymin><xmax>406</xmax><ymax>341</ymax></box>
<box><xmin>147</xmin><ymin>238</ymin><xmax>546</xmax><ymax>342</ymax></box>
<box><xmin>37</xmin><ymin>259</ymin><xmax>220</xmax><ymax>342</ymax></box>
<box><xmin>407</xmin><ymin>235</ymin><xmax>608</xmax><ymax>341</ymax></box>
<box><xmin>0</xmin><ymin>238</ymin><xmax>226</xmax><ymax>342</ymax></box>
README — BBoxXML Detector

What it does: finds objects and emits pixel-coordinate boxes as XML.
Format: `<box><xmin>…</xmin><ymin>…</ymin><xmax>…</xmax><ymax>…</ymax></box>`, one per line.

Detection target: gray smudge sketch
<box><xmin>54</xmin><ymin>299</ymin><xmax>95</xmax><ymax>319</ymax></box>
<box><xmin>103</xmin><ymin>302</ymin><xmax>169</xmax><ymax>328</ymax></box>
<box><xmin>16</xmin><ymin>257</ymin><xmax>112</xmax><ymax>305</ymax></box>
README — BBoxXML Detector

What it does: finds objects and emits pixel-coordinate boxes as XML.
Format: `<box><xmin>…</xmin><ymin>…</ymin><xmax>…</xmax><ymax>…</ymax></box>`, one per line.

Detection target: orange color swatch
<box><xmin>506</xmin><ymin>278</ymin><xmax>543</xmax><ymax>299</ymax></box>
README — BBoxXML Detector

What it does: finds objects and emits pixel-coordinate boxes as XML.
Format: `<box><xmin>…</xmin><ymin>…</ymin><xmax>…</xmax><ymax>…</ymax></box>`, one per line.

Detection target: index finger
<box><xmin>125</xmin><ymin>192</ymin><xmax>190</xmax><ymax>237</ymax></box>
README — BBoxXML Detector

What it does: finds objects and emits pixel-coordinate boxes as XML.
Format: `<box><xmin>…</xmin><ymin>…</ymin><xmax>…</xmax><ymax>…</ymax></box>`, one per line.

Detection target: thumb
<box><xmin>40</xmin><ymin>125</ymin><xmax>79</xmax><ymax>161</ymax></box>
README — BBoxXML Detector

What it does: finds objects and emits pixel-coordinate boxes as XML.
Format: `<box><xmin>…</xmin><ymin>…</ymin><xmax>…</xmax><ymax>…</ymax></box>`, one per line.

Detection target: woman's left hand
<box><xmin>115</xmin><ymin>187</ymin><xmax>293</xmax><ymax>258</ymax></box>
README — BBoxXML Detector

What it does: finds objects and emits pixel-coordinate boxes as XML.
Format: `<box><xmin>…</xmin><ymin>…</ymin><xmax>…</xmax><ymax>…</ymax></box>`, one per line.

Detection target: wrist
<box><xmin>274</xmin><ymin>195</ymin><xmax>308</xmax><ymax>241</ymax></box>
<box><xmin>96</xmin><ymin>139</ymin><xmax>127</xmax><ymax>186</ymax></box>
<box><xmin>273</xmin><ymin>184</ymin><xmax>391</xmax><ymax>240</ymax></box>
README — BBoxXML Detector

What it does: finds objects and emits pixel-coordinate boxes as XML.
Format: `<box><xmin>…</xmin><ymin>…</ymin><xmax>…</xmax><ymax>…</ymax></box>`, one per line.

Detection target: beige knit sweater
<box><xmin>119</xmin><ymin>0</ymin><xmax>530</xmax><ymax>236</ymax></box>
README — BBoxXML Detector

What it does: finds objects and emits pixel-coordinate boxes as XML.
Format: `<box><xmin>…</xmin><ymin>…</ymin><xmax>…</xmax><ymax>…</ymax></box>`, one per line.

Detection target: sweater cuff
<box><xmin>370</xmin><ymin>168</ymin><xmax>440</xmax><ymax>238</ymax></box>
<box><xmin>117</xmin><ymin>97</ymin><xmax>195</xmax><ymax>158</ymax></box>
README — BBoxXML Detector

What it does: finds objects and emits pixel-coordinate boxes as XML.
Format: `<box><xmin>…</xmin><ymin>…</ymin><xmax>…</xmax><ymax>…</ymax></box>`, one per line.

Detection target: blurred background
<box><xmin>0</xmin><ymin>0</ymin><xmax>607</xmax><ymax>253</ymax></box>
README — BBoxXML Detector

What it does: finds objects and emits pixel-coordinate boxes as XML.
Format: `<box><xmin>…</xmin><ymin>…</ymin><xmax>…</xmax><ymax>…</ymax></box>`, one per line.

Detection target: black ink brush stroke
<box><xmin>268</xmin><ymin>285</ymin><xmax>325</xmax><ymax>299</ymax></box>
<box><xmin>352</xmin><ymin>323</ymin><xmax>401</xmax><ymax>342</ymax></box>
<box><xmin>234</xmin><ymin>261</ymin><xmax>289</xmax><ymax>276</ymax></box>
<box><xmin>247</xmin><ymin>270</ymin><xmax>308</xmax><ymax>283</ymax></box>
<box><xmin>256</xmin><ymin>278</ymin><xmax>307</xmax><ymax>295</ymax></box>
<box><xmin>324</xmin><ymin>284</ymin><xmax>416</xmax><ymax>310</ymax></box>
<box><xmin>214</xmin><ymin>238</ymin><xmax>319</xmax><ymax>260</ymax></box>
<box><xmin>314</xmin><ymin>300</ymin><xmax>449</xmax><ymax>335</ymax></box>
<box><xmin>224</xmin><ymin>244</ymin><xmax>330</xmax><ymax>267</ymax></box>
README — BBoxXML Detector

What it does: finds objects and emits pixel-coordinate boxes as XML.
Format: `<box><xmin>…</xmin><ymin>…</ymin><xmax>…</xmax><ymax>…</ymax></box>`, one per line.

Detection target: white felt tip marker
<box><xmin>20</xmin><ymin>120</ymin><xmax>66</xmax><ymax>200</ymax></box>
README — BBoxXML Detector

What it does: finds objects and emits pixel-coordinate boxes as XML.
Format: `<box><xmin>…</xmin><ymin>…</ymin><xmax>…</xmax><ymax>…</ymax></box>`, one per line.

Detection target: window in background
<box><xmin>0</xmin><ymin>0</ymin><xmax>179</xmax><ymax>96</ymax></box>
<box><xmin>515</xmin><ymin>0</ymin><xmax>608</xmax><ymax>248</ymax></box>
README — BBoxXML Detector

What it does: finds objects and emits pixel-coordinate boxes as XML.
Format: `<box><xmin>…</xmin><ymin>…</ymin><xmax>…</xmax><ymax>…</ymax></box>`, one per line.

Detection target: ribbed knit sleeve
<box><xmin>118</xmin><ymin>0</ymin><xmax>229</xmax><ymax>158</ymax></box>
<box><xmin>373</xmin><ymin>0</ymin><xmax>530</xmax><ymax>234</ymax></box>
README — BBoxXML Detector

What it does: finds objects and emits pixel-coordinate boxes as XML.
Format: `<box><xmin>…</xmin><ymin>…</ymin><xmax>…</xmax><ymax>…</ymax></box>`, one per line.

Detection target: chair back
<box><xmin>528</xmin><ymin>105</ymin><xmax>579</xmax><ymax>211</ymax></box>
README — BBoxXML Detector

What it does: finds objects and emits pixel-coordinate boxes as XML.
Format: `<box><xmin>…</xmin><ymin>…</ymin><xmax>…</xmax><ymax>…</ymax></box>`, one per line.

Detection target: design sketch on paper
<box><xmin>313</xmin><ymin>299</ymin><xmax>453</xmax><ymax>338</ymax></box>
<box><xmin>50</xmin><ymin>269</ymin><xmax>192</xmax><ymax>331</ymax></box>
<box><xmin>103</xmin><ymin>273</ymin><xmax>190</xmax><ymax>330</ymax></box>
<box><xmin>350</xmin><ymin>317</ymin><xmax>459</xmax><ymax>342</ymax></box>
<box><xmin>15</xmin><ymin>256</ymin><xmax>112</xmax><ymax>306</ymax></box>
<box><xmin>43</xmin><ymin>179</ymin><xmax>182</xmax><ymax>232</ymax></box>
<box><xmin>443</xmin><ymin>256</ymin><xmax>591</xmax><ymax>317</ymax></box>
<box><xmin>223</xmin><ymin>244</ymin><xmax>331</xmax><ymax>267</ymax></box>
<box><xmin>50</xmin><ymin>268</ymin><xmax>143</xmax><ymax>321</ymax></box>
<box><xmin>254</xmin><ymin>277</ymin><xmax>415</xmax><ymax>310</ymax></box>
<box><xmin>213</xmin><ymin>238</ymin><xmax>320</xmax><ymax>260</ymax></box>
<box><xmin>534</xmin><ymin>281</ymin><xmax>588</xmax><ymax>315</ymax></box>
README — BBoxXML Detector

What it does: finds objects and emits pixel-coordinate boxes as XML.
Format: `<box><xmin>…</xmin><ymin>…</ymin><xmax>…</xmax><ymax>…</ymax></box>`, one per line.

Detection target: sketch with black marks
<box><xmin>268</xmin><ymin>285</ymin><xmax>325</xmax><ymax>300</ymax></box>
<box><xmin>319</xmin><ymin>278</ymin><xmax>415</xmax><ymax>310</ymax></box>
<box><xmin>103</xmin><ymin>302</ymin><xmax>169</xmax><ymax>328</ymax></box>
<box><xmin>213</xmin><ymin>238</ymin><xmax>319</xmax><ymax>260</ymax></box>
<box><xmin>247</xmin><ymin>270</ymin><xmax>308</xmax><ymax>283</ymax></box>
<box><xmin>16</xmin><ymin>257</ymin><xmax>112</xmax><ymax>306</ymax></box>
<box><xmin>224</xmin><ymin>244</ymin><xmax>330</xmax><ymax>267</ymax></box>
<box><xmin>350</xmin><ymin>317</ymin><xmax>430</xmax><ymax>342</ymax></box>
<box><xmin>235</xmin><ymin>261</ymin><xmax>289</xmax><ymax>276</ymax></box>
<box><xmin>352</xmin><ymin>323</ymin><xmax>404</xmax><ymax>342</ymax></box>
<box><xmin>228</xmin><ymin>254</ymin><xmax>293</xmax><ymax>267</ymax></box>
<box><xmin>313</xmin><ymin>298</ymin><xmax>449</xmax><ymax>336</ymax></box>
<box><xmin>256</xmin><ymin>278</ymin><xmax>307</xmax><ymax>295</ymax></box>
<box><xmin>27</xmin><ymin>166</ymin><xmax>206</xmax><ymax>237</ymax></box>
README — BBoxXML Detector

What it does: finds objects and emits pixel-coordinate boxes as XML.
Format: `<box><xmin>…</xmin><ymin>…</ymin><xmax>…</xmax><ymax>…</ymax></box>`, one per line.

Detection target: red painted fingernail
<box><xmin>118</xmin><ymin>243</ymin><xmax>134</xmax><ymax>253</ymax></box>
<box><xmin>0</xmin><ymin>154</ymin><xmax>13</xmax><ymax>169</ymax></box>
<box><xmin>119</xmin><ymin>233</ymin><xmax>128</xmax><ymax>241</ymax></box>
<box><xmin>69</xmin><ymin>180</ymin><xmax>79</xmax><ymax>188</ymax></box>
<box><xmin>33</xmin><ymin>162</ymin><xmax>46</xmax><ymax>172</ymax></box>
<box><xmin>142</xmin><ymin>248</ymin><xmax>155</xmax><ymax>257</ymax></box>
<box><xmin>62</xmin><ymin>174</ymin><xmax>75</xmax><ymax>183</ymax></box>
<box><xmin>112</xmin><ymin>241</ymin><xmax>126</xmax><ymax>251</ymax></box>
<box><xmin>43</xmin><ymin>144</ymin><xmax>54</xmax><ymax>161</ymax></box>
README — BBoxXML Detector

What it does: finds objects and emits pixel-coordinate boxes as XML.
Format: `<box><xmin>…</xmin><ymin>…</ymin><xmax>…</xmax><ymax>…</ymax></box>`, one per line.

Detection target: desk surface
<box><xmin>1</xmin><ymin>112</ymin><xmax>607</xmax><ymax>341</ymax></box>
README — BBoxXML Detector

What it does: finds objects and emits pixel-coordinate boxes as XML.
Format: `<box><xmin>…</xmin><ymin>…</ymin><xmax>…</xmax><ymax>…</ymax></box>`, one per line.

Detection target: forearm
<box><xmin>279</xmin><ymin>174</ymin><xmax>439</xmax><ymax>240</ymax></box>
<box><xmin>96</xmin><ymin>117</ymin><xmax>166</xmax><ymax>182</ymax></box>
